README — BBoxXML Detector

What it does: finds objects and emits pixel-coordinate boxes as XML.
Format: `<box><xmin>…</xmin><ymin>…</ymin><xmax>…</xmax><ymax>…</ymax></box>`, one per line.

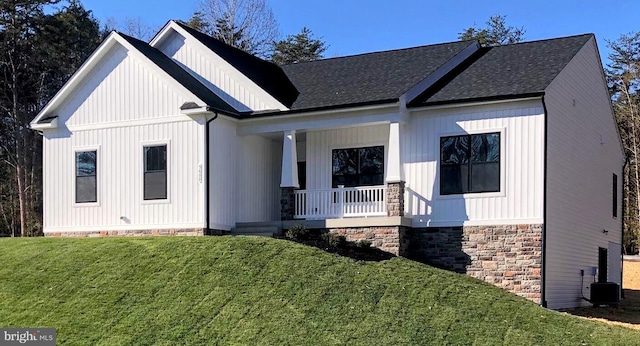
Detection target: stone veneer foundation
<box><xmin>45</xmin><ymin>228</ymin><xmax>209</xmax><ymax>237</ymax></box>
<box><xmin>328</xmin><ymin>223</ymin><xmax>543</xmax><ymax>303</ymax></box>
<box><xmin>329</xmin><ymin>226</ymin><xmax>410</xmax><ymax>255</ymax></box>
<box><xmin>404</xmin><ymin>224</ymin><xmax>543</xmax><ymax>302</ymax></box>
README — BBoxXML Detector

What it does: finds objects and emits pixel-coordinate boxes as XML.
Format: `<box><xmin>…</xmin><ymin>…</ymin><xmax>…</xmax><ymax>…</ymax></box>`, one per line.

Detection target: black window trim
<box><xmin>331</xmin><ymin>144</ymin><xmax>386</xmax><ymax>189</ymax></box>
<box><xmin>438</xmin><ymin>130</ymin><xmax>503</xmax><ymax>197</ymax></box>
<box><xmin>143</xmin><ymin>142</ymin><xmax>169</xmax><ymax>202</ymax></box>
<box><xmin>74</xmin><ymin>147</ymin><xmax>99</xmax><ymax>205</ymax></box>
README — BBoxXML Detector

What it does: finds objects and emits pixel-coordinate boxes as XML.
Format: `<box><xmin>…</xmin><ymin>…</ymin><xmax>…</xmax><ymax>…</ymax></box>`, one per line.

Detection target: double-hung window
<box><xmin>144</xmin><ymin>145</ymin><xmax>167</xmax><ymax>200</ymax></box>
<box><xmin>440</xmin><ymin>132</ymin><xmax>500</xmax><ymax>195</ymax></box>
<box><xmin>75</xmin><ymin>151</ymin><xmax>97</xmax><ymax>203</ymax></box>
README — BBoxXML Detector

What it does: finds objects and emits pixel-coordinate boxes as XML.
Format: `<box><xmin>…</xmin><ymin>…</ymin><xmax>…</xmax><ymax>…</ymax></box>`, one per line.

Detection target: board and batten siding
<box><xmin>58</xmin><ymin>44</ymin><xmax>193</xmax><ymax>127</ymax></box>
<box><xmin>405</xmin><ymin>100</ymin><xmax>545</xmax><ymax>227</ymax></box>
<box><xmin>306</xmin><ymin>125</ymin><xmax>390</xmax><ymax>191</ymax></box>
<box><xmin>43</xmin><ymin>120</ymin><xmax>205</xmax><ymax>232</ymax></box>
<box><xmin>208</xmin><ymin>117</ymin><xmax>282</xmax><ymax>229</ymax></box>
<box><xmin>42</xmin><ymin>42</ymin><xmax>208</xmax><ymax>233</ymax></box>
<box><xmin>156</xmin><ymin>29</ymin><xmax>285</xmax><ymax>112</ymax></box>
<box><xmin>544</xmin><ymin>37</ymin><xmax>624</xmax><ymax>309</ymax></box>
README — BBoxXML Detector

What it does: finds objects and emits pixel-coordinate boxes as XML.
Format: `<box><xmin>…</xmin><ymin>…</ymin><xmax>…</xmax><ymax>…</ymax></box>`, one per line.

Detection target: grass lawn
<box><xmin>0</xmin><ymin>236</ymin><xmax>639</xmax><ymax>345</ymax></box>
<box><xmin>568</xmin><ymin>260</ymin><xmax>640</xmax><ymax>330</ymax></box>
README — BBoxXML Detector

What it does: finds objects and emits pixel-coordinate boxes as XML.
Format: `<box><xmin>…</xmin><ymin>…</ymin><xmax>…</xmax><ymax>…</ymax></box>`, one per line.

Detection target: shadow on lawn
<box><xmin>277</xmin><ymin>233</ymin><xmax>396</xmax><ymax>262</ymax></box>
<box><xmin>565</xmin><ymin>289</ymin><xmax>640</xmax><ymax>328</ymax></box>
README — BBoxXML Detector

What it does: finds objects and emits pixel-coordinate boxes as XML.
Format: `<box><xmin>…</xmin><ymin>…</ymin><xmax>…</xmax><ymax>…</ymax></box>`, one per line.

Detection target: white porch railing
<box><xmin>294</xmin><ymin>185</ymin><xmax>387</xmax><ymax>219</ymax></box>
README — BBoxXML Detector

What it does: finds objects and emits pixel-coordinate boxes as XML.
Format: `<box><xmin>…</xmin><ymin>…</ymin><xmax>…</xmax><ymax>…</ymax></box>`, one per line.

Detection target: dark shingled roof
<box><xmin>280</xmin><ymin>41</ymin><xmax>474</xmax><ymax>111</ymax></box>
<box><xmin>416</xmin><ymin>34</ymin><xmax>594</xmax><ymax>105</ymax></box>
<box><xmin>118</xmin><ymin>32</ymin><xmax>238</xmax><ymax>115</ymax></box>
<box><xmin>174</xmin><ymin>21</ymin><xmax>299</xmax><ymax>108</ymax></box>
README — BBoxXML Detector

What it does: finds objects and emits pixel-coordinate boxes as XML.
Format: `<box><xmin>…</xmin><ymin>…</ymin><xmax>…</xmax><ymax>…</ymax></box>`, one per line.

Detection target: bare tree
<box><xmin>103</xmin><ymin>16</ymin><xmax>155</xmax><ymax>41</ymax></box>
<box><xmin>194</xmin><ymin>0</ymin><xmax>279</xmax><ymax>58</ymax></box>
<box><xmin>608</xmin><ymin>32</ymin><xmax>640</xmax><ymax>254</ymax></box>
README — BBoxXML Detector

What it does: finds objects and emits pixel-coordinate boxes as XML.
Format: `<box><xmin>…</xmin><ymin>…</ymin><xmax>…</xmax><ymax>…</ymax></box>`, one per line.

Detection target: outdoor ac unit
<box><xmin>590</xmin><ymin>282</ymin><xmax>620</xmax><ymax>306</ymax></box>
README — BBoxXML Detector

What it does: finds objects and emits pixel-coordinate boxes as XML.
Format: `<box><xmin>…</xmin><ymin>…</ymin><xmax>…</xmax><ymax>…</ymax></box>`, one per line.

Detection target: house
<box><xmin>31</xmin><ymin>20</ymin><xmax>623</xmax><ymax>310</ymax></box>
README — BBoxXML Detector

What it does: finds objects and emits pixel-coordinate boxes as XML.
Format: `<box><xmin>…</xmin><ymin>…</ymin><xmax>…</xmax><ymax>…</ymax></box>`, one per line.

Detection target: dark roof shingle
<box><xmin>420</xmin><ymin>34</ymin><xmax>593</xmax><ymax>105</ymax></box>
<box><xmin>280</xmin><ymin>41</ymin><xmax>474</xmax><ymax>111</ymax></box>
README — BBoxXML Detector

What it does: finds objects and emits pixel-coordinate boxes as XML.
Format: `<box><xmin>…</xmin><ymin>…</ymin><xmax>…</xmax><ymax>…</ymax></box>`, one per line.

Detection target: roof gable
<box><xmin>32</xmin><ymin>32</ymin><xmax>238</xmax><ymax>127</ymax></box>
<box><xmin>118</xmin><ymin>33</ymin><xmax>237</xmax><ymax>115</ymax></box>
<box><xmin>166</xmin><ymin>21</ymin><xmax>299</xmax><ymax>109</ymax></box>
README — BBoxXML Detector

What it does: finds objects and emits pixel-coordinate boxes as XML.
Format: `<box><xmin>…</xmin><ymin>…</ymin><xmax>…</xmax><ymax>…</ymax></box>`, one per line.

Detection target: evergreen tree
<box><xmin>0</xmin><ymin>0</ymin><xmax>101</xmax><ymax>236</ymax></box>
<box><xmin>458</xmin><ymin>15</ymin><xmax>525</xmax><ymax>46</ymax></box>
<box><xmin>271</xmin><ymin>27</ymin><xmax>327</xmax><ymax>65</ymax></box>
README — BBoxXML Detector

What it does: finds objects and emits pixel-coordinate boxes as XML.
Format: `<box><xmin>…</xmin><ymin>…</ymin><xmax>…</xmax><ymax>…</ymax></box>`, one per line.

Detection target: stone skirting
<box><xmin>404</xmin><ymin>224</ymin><xmax>543</xmax><ymax>302</ymax></box>
<box><xmin>45</xmin><ymin>228</ymin><xmax>207</xmax><ymax>237</ymax></box>
<box><xmin>386</xmin><ymin>181</ymin><xmax>405</xmax><ymax>217</ymax></box>
<box><xmin>329</xmin><ymin>226</ymin><xmax>409</xmax><ymax>255</ymax></box>
<box><xmin>280</xmin><ymin>187</ymin><xmax>296</xmax><ymax>220</ymax></box>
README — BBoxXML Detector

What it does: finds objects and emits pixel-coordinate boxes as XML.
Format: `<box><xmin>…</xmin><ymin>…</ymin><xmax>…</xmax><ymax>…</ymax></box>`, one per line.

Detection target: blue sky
<box><xmin>78</xmin><ymin>0</ymin><xmax>639</xmax><ymax>63</ymax></box>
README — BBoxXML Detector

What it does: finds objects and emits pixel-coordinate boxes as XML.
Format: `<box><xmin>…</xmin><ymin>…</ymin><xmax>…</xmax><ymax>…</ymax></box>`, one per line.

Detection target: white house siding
<box><xmin>43</xmin><ymin>120</ymin><xmax>205</xmax><ymax>233</ymax></box>
<box><xmin>207</xmin><ymin>117</ymin><xmax>281</xmax><ymax>229</ymax></box>
<box><xmin>405</xmin><ymin>100</ymin><xmax>545</xmax><ymax>227</ymax></box>
<box><xmin>544</xmin><ymin>37</ymin><xmax>624</xmax><ymax>309</ymax></box>
<box><xmin>58</xmin><ymin>44</ymin><xmax>195</xmax><ymax>127</ymax></box>
<box><xmin>236</xmin><ymin>135</ymin><xmax>282</xmax><ymax>222</ymax></box>
<box><xmin>208</xmin><ymin>117</ymin><xmax>237</xmax><ymax>230</ymax></box>
<box><xmin>156</xmin><ymin>29</ymin><xmax>285</xmax><ymax>112</ymax></box>
<box><xmin>306</xmin><ymin>125</ymin><xmax>390</xmax><ymax>191</ymax></box>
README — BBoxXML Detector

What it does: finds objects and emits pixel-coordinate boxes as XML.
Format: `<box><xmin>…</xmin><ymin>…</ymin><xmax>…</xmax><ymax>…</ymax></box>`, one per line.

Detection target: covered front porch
<box><xmin>278</xmin><ymin>121</ymin><xmax>406</xmax><ymax>221</ymax></box>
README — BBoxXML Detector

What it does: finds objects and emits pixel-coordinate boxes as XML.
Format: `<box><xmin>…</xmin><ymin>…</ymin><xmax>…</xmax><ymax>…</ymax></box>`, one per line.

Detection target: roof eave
<box><xmin>239</xmin><ymin>99</ymin><xmax>399</xmax><ymax>119</ymax></box>
<box><xmin>409</xmin><ymin>93</ymin><xmax>546</xmax><ymax>110</ymax></box>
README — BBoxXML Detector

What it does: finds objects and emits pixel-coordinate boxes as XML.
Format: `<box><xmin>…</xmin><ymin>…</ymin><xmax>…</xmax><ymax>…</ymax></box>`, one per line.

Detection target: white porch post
<box><xmin>386</xmin><ymin>122</ymin><xmax>405</xmax><ymax>217</ymax></box>
<box><xmin>280</xmin><ymin>130</ymin><xmax>299</xmax><ymax>220</ymax></box>
<box><xmin>386</xmin><ymin>122</ymin><xmax>404</xmax><ymax>183</ymax></box>
<box><xmin>280</xmin><ymin>130</ymin><xmax>299</xmax><ymax>188</ymax></box>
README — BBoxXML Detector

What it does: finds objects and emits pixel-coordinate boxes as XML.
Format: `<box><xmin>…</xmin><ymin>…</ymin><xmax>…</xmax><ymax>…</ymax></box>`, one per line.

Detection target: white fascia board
<box><xmin>407</xmin><ymin>96</ymin><xmax>544</xmax><ymax>113</ymax></box>
<box><xmin>151</xmin><ymin>20</ymin><xmax>289</xmax><ymax>111</ymax></box>
<box><xmin>30</xmin><ymin>117</ymin><xmax>58</xmax><ymax>131</ymax></box>
<box><xmin>237</xmin><ymin>103</ymin><xmax>400</xmax><ymax>135</ymax></box>
<box><xmin>149</xmin><ymin>20</ymin><xmax>174</xmax><ymax>47</ymax></box>
<box><xmin>30</xmin><ymin>32</ymin><xmax>121</xmax><ymax>127</ymax></box>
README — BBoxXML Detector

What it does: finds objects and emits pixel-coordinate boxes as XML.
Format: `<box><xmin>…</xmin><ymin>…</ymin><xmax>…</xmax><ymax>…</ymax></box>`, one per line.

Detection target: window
<box><xmin>332</xmin><ymin>146</ymin><xmax>384</xmax><ymax>188</ymax></box>
<box><xmin>75</xmin><ymin>151</ymin><xmax>97</xmax><ymax>203</ymax></box>
<box><xmin>297</xmin><ymin>161</ymin><xmax>306</xmax><ymax>190</ymax></box>
<box><xmin>144</xmin><ymin>145</ymin><xmax>167</xmax><ymax>200</ymax></box>
<box><xmin>613</xmin><ymin>173</ymin><xmax>618</xmax><ymax>218</ymax></box>
<box><xmin>440</xmin><ymin>132</ymin><xmax>500</xmax><ymax>195</ymax></box>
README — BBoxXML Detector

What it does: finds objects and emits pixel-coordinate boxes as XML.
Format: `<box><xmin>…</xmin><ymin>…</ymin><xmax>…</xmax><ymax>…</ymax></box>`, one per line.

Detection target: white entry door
<box><xmin>608</xmin><ymin>242</ymin><xmax>622</xmax><ymax>285</ymax></box>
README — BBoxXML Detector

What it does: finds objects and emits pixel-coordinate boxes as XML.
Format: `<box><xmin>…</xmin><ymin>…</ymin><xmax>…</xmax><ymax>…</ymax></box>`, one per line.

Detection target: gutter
<box><xmin>204</xmin><ymin>108</ymin><xmax>219</xmax><ymax>234</ymax></box>
<box><xmin>541</xmin><ymin>95</ymin><xmax>549</xmax><ymax>308</ymax></box>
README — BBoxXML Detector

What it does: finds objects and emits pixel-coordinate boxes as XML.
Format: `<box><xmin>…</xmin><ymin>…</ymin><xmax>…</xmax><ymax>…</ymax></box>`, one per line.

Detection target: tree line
<box><xmin>1</xmin><ymin>1</ymin><xmax>639</xmax><ymax>255</ymax></box>
<box><xmin>0</xmin><ymin>0</ymin><xmax>325</xmax><ymax>237</ymax></box>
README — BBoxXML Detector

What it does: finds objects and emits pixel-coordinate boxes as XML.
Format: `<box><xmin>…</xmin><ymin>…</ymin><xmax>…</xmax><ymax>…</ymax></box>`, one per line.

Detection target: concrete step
<box><xmin>230</xmin><ymin>226</ymin><xmax>279</xmax><ymax>237</ymax></box>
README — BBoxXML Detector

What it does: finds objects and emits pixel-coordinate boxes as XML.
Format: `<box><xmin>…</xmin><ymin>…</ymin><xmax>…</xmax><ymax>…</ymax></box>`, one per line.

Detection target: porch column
<box><xmin>280</xmin><ymin>130</ymin><xmax>299</xmax><ymax>220</ymax></box>
<box><xmin>386</xmin><ymin>122</ymin><xmax>405</xmax><ymax>217</ymax></box>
